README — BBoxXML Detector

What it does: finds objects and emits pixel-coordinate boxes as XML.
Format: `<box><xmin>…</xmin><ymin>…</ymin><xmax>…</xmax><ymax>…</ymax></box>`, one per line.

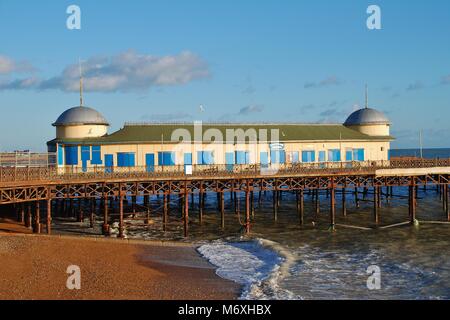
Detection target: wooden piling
<box><xmin>245</xmin><ymin>189</ymin><xmax>250</xmax><ymax>234</ymax></box>
<box><xmin>220</xmin><ymin>191</ymin><xmax>225</xmax><ymax>230</ymax></box>
<box><xmin>103</xmin><ymin>196</ymin><xmax>110</xmax><ymax>236</ymax></box>
<box><xmin>163</xmin><ymin>193</ymin><xmax>168</xmax><ymax>232</ymax></box>
<box><xmin>330</xmin><ymin>186</ymin><xmax>336</xmax><ymax>230</ymax></box>
<box><xmin>90</xmin><ymin>198</ymin><xmax>95</xmax><ymax>228</ymax></box>
<box><xmin>409</xmin><ymin>183</ymin><xmax>416</xmax><ymax>224</ymax></box>
<box><xmin>342</xmin><ymin>188</ymin><xmax>347</xmax><ymax>217</ymax></box>
<box><xmin>26</xmin><ymin>203</ymin><xmax>32</xmax><ymax>229</ymax></box>
<box><xmin>374</xmin><ymin>186</ymin><xmax>379</xmax><ymax>225</ymax></box>
<box><xmin>34</xmin><ymin>201</ymin><xmax>41</xmax><ymax>234</ymax></box>
<box><xmin>273</xmin><ymin>190</ymin><xmax>278</xmax><ymax>221</ymax></box>
<box><xmin>119</xmin><ymin>193</ymin><xmax>124</xmax><ymax>238</ymax></box>
<box><xmin>46</xmin><ymin>198</ymin><xmax>52</xmax><ymax>234</ymax></box>
<box><xmin>184</xmin><ymin>190</ymin><xmax>189</xmax><ymax>237</ymax></box>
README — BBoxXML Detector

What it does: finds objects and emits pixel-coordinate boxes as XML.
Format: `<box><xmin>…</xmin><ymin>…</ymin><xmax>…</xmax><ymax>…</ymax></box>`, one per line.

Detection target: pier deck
<box><xmin>1</xmin><ymin>159</ymin><xmax>450</xmax><ymax>238</ymax></box>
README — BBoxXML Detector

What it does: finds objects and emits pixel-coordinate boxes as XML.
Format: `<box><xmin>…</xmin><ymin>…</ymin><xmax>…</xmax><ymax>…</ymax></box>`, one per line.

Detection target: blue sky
<box><xmin>0</xmin><ymin>0</ymin><xmax>449</xmax><ymax>151</ymax></box>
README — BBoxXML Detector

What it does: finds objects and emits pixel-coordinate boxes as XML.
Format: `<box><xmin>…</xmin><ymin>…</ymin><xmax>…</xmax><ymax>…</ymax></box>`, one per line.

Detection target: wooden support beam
<box><xmin>78</xmin><ymin>198</ymin><xmax>84</xmax><ymax>223</ymax></box>
<box><xmin>90</xmin><ymin>198</ymin><xmax>95</xmax><ymax>228</ymax></box>
<box><xmin>26</xmin><ymin>203</ymin><xmax>32</xmax><ymax>229</ymax></box>
<box><xmin>103</xmin><ymin>196</ymin><xmax>110</xmax><ymax>236</ymax></box>
<box><xmin>199</xmin><ymin>190</ymin><xmax>204</xmax><ymax>225</ymax></box>
<box><xmin>119</xmin><ymin>193</ymin><xmax>125</xmax><ymax>238</ymax></box>
<box><xmin>374</xmin><ymin>186</ymin><xmax>379</xmax><ymax>225</ymax></box>
<box><xmin>447</xmin><ymin>184</ymin><xmax>450</xmax><ymax>222</ymax></box>
<box><xmin>220</xmin><ymin>192</ymin><xmax>225</xmax><ymax>230</ymax></box>
<box><xmin>245</xmin><ymin>189</ymin><xmax>250</xmax><ymax>234</ymax></box>
<box><xmin>19</xmin><ymin>203</ymin><xmax>25</xmax><ymax>224</ymax></box>
<box><xmin>330</xmin><ymin>185</ymin><xmax>336</xmax><ymax>230</ymax></box>
<box><xmin>163</xmin><ymin>193</ymin><xmax>168</xmax><ymax>232</ymax></box>
<box><xmin>410</xmin><ymin>183</ymin><xmax>416</xmax><ymax>224</ymax></box>
<box><xmin>342</xmin><ymin>188</ymin><xmax>347</xmax><ymax>217</ymax></box>
<box><xmin>184</xmin><ymin>191</ymin><xmax>189</xmax><ymax>238</ymax></box>
<box><xmin>355</xmin><ymin>187</ymin><xmax>360</xmax><ymax>208</ymax></box>
<box><xmin>46</xmin><ymin>198</ymin><xmax>52</xmax><ymax>234</ymax></box>
<box><xmin>34</xmin><ymin>201</ymin><xmax>41</xmax><ymax>234</ymax></box>
<box><xmin>273</xmin><ymin>190</ymin><xmax>278</xmax><ymax>221</ymax></box>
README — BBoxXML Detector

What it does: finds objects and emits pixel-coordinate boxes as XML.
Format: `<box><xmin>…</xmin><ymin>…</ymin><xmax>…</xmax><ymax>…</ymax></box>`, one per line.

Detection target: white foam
<box><xmin>197</xmin><ymin>238</ymin><xmax>301</xmax><ymax>300</ymax></box>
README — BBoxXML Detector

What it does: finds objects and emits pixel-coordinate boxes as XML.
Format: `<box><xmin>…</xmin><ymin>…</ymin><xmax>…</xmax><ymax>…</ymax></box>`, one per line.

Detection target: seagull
<box><xmin>199</xmin><ymin>104</ymin><xmax>205</xmax><ymax>113</ymax></box>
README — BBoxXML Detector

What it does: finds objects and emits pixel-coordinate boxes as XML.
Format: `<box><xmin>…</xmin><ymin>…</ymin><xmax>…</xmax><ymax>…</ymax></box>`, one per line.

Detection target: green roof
<box><xmin>48</xmin><ymin>123</ymin><xmax>394</xmax><ymax>145</ymax></box>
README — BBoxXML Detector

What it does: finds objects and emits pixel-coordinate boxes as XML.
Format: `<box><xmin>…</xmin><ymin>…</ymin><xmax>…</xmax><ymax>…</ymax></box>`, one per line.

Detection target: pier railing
<box><xmin>1</xmin><ymin>158</ymin><xmax>450</xmax><ymax>184</ymax></box>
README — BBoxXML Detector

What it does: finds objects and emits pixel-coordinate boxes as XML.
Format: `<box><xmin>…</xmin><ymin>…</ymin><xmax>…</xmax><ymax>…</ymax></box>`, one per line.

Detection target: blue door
<box><xmin>105</xmin><ymin>154</ymin><xmax>114</xmax><ymax>173</ymax></box>
<box><xmin>146</xmin><ymin>153</ymin><xmax>155</xmax><ymax>172</ymax></box>
<box><xmin>225</xmin><ymin>152</ymin><xmax>235</xmax><ymax>171</ymax></box>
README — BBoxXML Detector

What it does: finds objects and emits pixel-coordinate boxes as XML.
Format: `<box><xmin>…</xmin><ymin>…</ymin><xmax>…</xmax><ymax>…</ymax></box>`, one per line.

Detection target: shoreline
<box><xmin>0</xmin><ymin>226</ymin><xmax>241</xmax><ymax>300</ymax></box>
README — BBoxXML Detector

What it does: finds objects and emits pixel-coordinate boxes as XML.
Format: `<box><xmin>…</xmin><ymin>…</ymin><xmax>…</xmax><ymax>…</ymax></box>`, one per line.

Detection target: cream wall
<box><xmin>61</xmin><ymin>140</ymin><xmax>391</xmax><ymax>168</ymax></box>
<box><xmin>345</xmin><ymin>124</ymin><xmax>390</xmax><ymax>136</ymax></box>
<box><xmin>56</xmin><ymin>125</ymin><xmax>109</xmax><ymax>139</ymax></box>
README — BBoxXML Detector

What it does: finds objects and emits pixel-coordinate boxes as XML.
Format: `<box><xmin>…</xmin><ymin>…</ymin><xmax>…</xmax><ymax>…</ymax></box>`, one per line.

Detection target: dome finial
<box><xmin>365</xmin><ymin>84</ymin><xmax>368</xmax><ymax>109</ymax></box>
<box><xmin>79</xmin><ymin>58</ymin><xmax>84</xmax><ymax>107</ymax></box>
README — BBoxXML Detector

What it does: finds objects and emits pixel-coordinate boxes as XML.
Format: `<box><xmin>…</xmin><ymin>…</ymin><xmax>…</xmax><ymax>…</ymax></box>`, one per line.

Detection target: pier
<box><xmin>1</xmin><ymin>158</ymin><xmax>450</xmax><ymax>238</ymax></box>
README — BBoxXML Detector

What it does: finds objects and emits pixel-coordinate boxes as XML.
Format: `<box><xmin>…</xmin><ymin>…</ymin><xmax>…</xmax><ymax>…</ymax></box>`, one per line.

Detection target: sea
<box><xmin>79</xmin><ymin>149</ymin><xmax>450</xmax><ymax>299</ymax></box>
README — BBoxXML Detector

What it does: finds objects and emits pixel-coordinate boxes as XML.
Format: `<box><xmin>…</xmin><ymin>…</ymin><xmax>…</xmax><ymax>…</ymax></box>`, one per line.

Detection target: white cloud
<box><xmin>0</xmin><ymin>51</ymin><xmax>210</xmax><ymax>92</ymax></box>
<box><xmin>0</xmin><ymin>55</ymin><xmax>34</xmax><ymax>74</ymax></box>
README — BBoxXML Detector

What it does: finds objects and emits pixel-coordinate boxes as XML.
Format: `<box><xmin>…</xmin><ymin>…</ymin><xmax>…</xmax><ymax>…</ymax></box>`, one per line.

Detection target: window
<box><xmin>291</xmin><ymin>151</ymin><xmax>300</xmax><ymax>163</ymax></box>
<box><xmin>65</xmin><ymin>146</ymin><xmax>78</xmax><ymax>165</ymax></box>
<box><xmin>302</xmin><ymin>151</ymin><xmax>315</xmax><ymax>163</ymax></box>
<box><xmin>353</xmin><ymin>149</ymin><xmax>365</xmax><ymax>161</ymax></box>
<box><xmin>260</xmin><ymin>152</ymin><xmax>269</xmax><ymax>166</ymax></box>
<box><xmin>235</xmin><ymin>151</ymin><xmax>249</xmax><ymax>165</ymax></box>
<box><xmin>117</xmin><ymin>153</ymin><xmax>136</xmax><ymax>167</ymax></box>
<box><xmin>328</xmin><ymin>149</ymin><xmax>341</xmax><ymax>162</ymax></box>
<box><xmin>270</xmin><ymin>150</ymin><xmax>286</xmax><ymax>164</ymax></box>
<box><xmin>197</xmin><ymin>151</ymin><xmax>214</xmax><ymax>165</ymax></box>
<box><xmin>158</xmin><ymin>152</ymin><xmax>176</xmax><ymax>166</ymax></box>
<box><xmin>91</xmin><ymin>146</ymin><xmax>102</xmax><ymax>165</ymax></box>
<box><xmin>318</xmin><ymin>151</ymin><xmax>326</xmax><ymax>162</ymax></box>
<box><xmin>57</xmin><ymin>145</ymin><xmax>64</xmax><ymax>166</ymax></box>
<box><xmin>184</xmin><ymin>153</ymin><xmax>192</xmax><ymax>165</ymax></box>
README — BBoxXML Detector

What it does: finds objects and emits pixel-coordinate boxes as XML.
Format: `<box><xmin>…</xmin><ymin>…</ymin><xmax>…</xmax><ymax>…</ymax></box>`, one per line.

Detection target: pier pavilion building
<box><xmin>47</xmin><ymin>105</ymin><xmax>394</xmax><ymax>171</ymax></box>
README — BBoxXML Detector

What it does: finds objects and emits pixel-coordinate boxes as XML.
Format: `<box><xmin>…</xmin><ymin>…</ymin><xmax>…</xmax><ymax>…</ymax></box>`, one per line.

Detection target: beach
<box><xmin>0</xmin><ymin>221</ymin><xmax>239</xmax><ymax>300</ymax></box>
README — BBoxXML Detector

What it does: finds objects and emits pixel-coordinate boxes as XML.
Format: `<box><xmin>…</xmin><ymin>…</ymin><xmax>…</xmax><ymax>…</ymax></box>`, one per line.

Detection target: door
<box><xmin>105</xmin><ymin>154</ymin><xmax>114</xmax><ymax>173</ymax></box>
<box><xmin>146</xmin><ymin>153</ymin><xmax>155</xmax><ymax>172</ymax></box>
<box><xmin>260</xmin><ymin>152</ymin><xmax>269</xmax><ymax>168</ymax></box>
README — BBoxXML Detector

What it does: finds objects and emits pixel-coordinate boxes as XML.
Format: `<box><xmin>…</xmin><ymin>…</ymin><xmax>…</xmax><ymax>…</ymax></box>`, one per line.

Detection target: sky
<box><xmin>0</xmin><ymin>0</ymin><xmax>449</xmax><ymax>151</ymax></box>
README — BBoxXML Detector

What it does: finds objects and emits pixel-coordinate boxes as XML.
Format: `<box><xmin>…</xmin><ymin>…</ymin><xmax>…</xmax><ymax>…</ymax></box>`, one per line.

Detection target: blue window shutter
<box><xmin>319</xmin><ymin>151</ymin><xmax>326</xmax><ymax>162</ymax></box>
<box><xmin>184</xmin><ymin>153</ymin><xmax>192</xmax><ymax>165</ymax></box>
<box><xmin>197</xmin><ymin>151</ymin><xmax>204</xmax><ymax>165</ymax></box>
<box><xmin>271</xmin><ymin>151</ymin><xmax>279</xmax><ymax>164</ymax></box>
<box><xmin>81</xmin><ymin>146</ymin><xmax>91</xmax><ymax>161</ymax></box>
<box><xmin>57</xmin><ymin>145</ymin><xmax>64</xmax><ymax>166</ymax></box>
<box><xmin>91</xmin><ymin>146</ymin><xmax>102</xmax><ymax>165</ymax></box>
<box><xmin>279</xmin><ymin>151</ymin><xmax>286</xmax><ymax>164</ymax></box>
<box><xmin>260</xmin><ymin>152</ymin><xmax>269</xmax><ymax>166</ymax></box>
<box><xmin>302</xmin><ymin>151</ymin><xmax>308</xmax><ymax>163</ymax></box>
<box><xmin>346</xmin><ymin>150</ymin><xmax>353</xmax><ymax>161</ymax></box>
<box><xmin>245</xmin><ymin>152</ymin><xmax>250</xmax><ymax>164</ymax></box>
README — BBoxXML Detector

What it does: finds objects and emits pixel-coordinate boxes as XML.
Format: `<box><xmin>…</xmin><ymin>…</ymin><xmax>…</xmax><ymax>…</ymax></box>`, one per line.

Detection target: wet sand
<box><xmin>0</xmin><ymin>222</ymin><xmax>239</xmax><ymax>300</ymax></box>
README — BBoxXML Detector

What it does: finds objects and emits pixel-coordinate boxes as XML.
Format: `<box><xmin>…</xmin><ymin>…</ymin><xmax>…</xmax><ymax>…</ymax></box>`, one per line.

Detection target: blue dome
<box><xmin>344</xmin><ymin>108</ymin><xmax>390</xmax><ymax>126</ymax></box>
<box><xmin>53</xmin><ymin>106</ymin><xmax>109</xmax><ymax>126</ymax></box>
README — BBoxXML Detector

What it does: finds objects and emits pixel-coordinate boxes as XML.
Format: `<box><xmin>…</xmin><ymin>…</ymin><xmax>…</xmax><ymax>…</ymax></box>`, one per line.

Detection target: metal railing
<box><xmin>1</xmin><ymin>158</ymin><xmax>450</xmax><ymax>184</ymax></box>
<box><xmin>0</xmin><ymin>152</ymin><xmax>56</xmax><ymax>168</ymax></box>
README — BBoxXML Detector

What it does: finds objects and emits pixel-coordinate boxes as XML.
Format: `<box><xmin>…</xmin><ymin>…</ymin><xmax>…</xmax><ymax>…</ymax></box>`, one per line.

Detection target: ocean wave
<box><xmin>197</xmin><ymin>238</ymin><xmax>301</xmax><ymax>300</ymax></box>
